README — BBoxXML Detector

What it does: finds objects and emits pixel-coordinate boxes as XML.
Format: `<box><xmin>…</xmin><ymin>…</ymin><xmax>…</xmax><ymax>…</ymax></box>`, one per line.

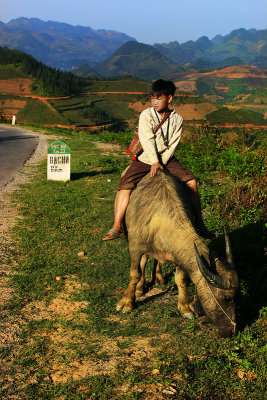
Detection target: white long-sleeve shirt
<box><xmin>137</xmin><ymin>107</ymin><xmax>183</xmax><ymax>165</ymax></box>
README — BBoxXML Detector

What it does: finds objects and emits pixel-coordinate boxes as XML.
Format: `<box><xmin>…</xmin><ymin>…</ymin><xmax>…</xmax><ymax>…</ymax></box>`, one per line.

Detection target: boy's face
<box><xmin>151</xmin><ymin>94</ymin><xmax>173</xmax><ymax>115</ymax></box>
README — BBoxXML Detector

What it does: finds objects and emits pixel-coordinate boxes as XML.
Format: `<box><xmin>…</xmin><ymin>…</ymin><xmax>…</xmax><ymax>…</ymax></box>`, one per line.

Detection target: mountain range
<box><xmin>154</xmin><ymin>28</ymin><xmax>267</xmax><ymax>65</ymax></box>
<box><xmin>0</xmin><ymin>17</ymin><xmax>136</xmax><ymax>69</ymax></box>
<box><xmin>0</xmin><ymin>18</ymin><xmax>266</xmax><ymax>76</ymax></box>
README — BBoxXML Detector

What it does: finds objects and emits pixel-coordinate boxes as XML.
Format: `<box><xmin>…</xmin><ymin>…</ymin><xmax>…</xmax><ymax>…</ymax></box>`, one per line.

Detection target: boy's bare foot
<box><xmin>103</xmin><ymin>228</ymin><xmax>124</xmax><ymax>241</ymax></box>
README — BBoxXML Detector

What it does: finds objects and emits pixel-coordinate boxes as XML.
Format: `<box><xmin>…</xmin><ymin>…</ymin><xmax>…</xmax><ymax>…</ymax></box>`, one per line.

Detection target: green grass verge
<box><xmin>0</xmin><ymin>125</ymin><xmax>266</xmax><ymax>399</ymax></box>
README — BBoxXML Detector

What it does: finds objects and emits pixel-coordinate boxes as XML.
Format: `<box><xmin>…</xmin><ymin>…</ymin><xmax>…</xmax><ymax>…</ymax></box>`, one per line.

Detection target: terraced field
<box><xmin>0</xmin><ymin>70</ymin><xmax>266</xmax><ymax>129</ymax></box>
<box><xmin>0</xmin><ymin>74</ymin><xmax>221</xmax><ymax>129</ymax></box>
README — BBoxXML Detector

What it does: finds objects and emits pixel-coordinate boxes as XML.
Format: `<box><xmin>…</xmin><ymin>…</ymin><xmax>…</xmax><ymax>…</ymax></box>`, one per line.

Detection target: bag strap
<box><xmin>153</xmin><ymin>111</ymin><xmax>171</xmax><ymax>146</ymax></box>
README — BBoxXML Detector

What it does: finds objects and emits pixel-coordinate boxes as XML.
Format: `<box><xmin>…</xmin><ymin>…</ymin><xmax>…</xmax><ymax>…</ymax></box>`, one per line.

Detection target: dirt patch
<box><xmin>18</xmin><ymin>271</ymin><xmax>156</xmax><ymax>385</ymax></box>
<box><xmin>2</xmin><ymin>108</ymin><xmax>23</xmax><ymax>116</ymax></box>
<box><xmin>0</xmin><ymin>99</ymin><xmax>27</xmax><ymax>109</ymax></box>
<box><xmin>215</xmin><ymin>86</ymin><xmax>229</xmax><ymax>93</ymax></box>
<box><xmin>94</xmin><ymin>141</ymin><xmax>121</xmax><ymax>151</ymax></box>
<box><xmin>49</xmin><ymin>335</ymin><xmax>155</xmax><ymax>384</ymax></box>
<box><xmin>201</xmin><ymin>65</ymin><xmax>267</xmax><ymax>79</ymax></box>
<box><xmin>0</xmin><ymin>99</ymin><xmax>27</xmax><ymax>117</ymax></box>
<box><xmin>0</xmin><ymin>78</ymin><xmax>33</xmax><ymax>95</ymax></box>
<box><xmin>87</xmin><ymin>91</ymin><xmax>146</xmax><ymax>94</ymax></box>
<box><xmin>175</xmin><ymin>80</ymin><xmax>197</xmax><ymax>92</ymax></box>
<box><xmin>21</xmin><ymin>275</ymin><xmax>89</xmax><ymax>324</ymax></box>
<box><xmin>178</xmin><ymin>103</ymin><xmax>218</xmax><ymax>120</ymax></box>
<box><xmin>216</xmin><ymin>122</ymin><xmax>267</xmax><ymax>128</ymax></box>
<box><xmin>225</xmin><ymin>105</ymin><xmax>241</xmax><ymax>110</ymax></box>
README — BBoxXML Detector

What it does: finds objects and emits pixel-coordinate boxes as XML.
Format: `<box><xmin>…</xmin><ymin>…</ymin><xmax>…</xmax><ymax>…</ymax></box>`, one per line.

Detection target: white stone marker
<box><xmin>47</xmin><ymin>140</ymin><xmax>71</xmax><ymax>181</ymax></box>
<box><xmin>12</xmin><ymin>115</ymin><xmax>16</xmax><ymax>125</ymax></box>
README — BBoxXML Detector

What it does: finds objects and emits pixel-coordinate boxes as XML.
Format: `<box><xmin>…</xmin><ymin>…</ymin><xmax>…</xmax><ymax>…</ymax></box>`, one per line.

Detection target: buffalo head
<box><xmin>194</xmin><ymin>231</ymin><xmax>239</xmax><ymax>338</ymax></box>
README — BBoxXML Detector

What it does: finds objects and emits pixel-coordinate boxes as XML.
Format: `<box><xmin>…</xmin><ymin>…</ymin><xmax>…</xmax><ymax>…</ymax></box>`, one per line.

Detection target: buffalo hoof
<box><xmin>135</xmin><ymin>289</ymin><xmax>144</xmax><ymax>298</ymax></box>
<box><xmin>116</xmin><ymin>298</ymin><xmax>134</xmax><ymax>313</ymax></box>
<box><xmin>183</xmin><ymin>312</ymin><xmax>194</xmax><ymax>320</ymax></box>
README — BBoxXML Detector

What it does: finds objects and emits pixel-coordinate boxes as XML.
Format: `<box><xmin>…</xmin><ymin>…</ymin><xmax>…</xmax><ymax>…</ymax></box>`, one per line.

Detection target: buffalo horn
<box><xmin>194</xmin><ymin>243</ymin><xmax>232</xmax><ymax>289</ymax></box>
<box><xmin>224</xmin><ymin>229</ymin><xmax>234</xmax><ymax>265</ymax></box>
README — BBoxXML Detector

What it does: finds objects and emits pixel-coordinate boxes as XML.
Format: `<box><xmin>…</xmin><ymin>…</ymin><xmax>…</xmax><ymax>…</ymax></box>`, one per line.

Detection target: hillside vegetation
<box><xmin>206</xmin><ymin>107</ymin><xmax>267</xmax><ymax>125</ymax></box>
<box><xmin>167</xmin><ymin>65</ymin><xmax>267</xmax><ymax>104</ymax></box>
<box><xmin>0</xmin><ymin>46</ymin><xmax>83</xmax><ymax>96</ymax></box>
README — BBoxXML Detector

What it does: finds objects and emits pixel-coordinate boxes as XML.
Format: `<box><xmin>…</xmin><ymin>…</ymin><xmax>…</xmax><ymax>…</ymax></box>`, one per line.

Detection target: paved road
<box><xmin>0</xmin><ymin>124</ymin><xmax>39</xmax><ymax>189</ymax></box>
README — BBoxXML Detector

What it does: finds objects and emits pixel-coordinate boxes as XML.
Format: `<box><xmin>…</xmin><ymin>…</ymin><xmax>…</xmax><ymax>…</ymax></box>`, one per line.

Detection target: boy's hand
<box><xmin>150</xmin><ymin>162</ymin><xmax>163</xmax><ymax>177</ymax></box>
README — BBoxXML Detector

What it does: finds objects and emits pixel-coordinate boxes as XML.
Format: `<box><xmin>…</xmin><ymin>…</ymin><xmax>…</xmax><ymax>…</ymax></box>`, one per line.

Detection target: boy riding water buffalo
<box><xmin>103</xmin><ymin>79</ymin><xmax>213</xmax><ymax>240</ymax></box>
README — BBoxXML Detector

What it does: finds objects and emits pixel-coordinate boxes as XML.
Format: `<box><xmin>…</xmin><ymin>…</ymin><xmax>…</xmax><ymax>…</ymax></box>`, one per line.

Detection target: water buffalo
<box><xmin>117</xmin><ymin>170</ymin><xmax>239</xmax><ymax>338</ymax></box>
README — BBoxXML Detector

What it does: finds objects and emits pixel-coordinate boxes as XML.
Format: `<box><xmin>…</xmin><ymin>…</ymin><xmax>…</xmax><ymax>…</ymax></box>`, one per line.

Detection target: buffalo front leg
<box><xmin>117</xmin><ymin>253</ymin><xmax>142</xmax><ymax>313</ymax></box>
<box><xmin>175</xmin><ymin>267</ymin><xmax>195</xmax><ymax>319</ymax></box>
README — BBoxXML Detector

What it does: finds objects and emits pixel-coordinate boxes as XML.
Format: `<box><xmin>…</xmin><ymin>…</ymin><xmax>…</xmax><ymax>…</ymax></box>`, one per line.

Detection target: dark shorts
<box><xmin>118</xmin><ymin>157</ymin><xmax>195</xmax><ymax>190</ymax></box>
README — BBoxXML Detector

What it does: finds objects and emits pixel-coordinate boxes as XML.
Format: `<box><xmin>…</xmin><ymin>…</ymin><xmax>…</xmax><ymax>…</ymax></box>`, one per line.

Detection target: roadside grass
<box><xmin>0</xmin><ymin>125</ymin><xmax>266</xmax><ymax>399</ymax></box>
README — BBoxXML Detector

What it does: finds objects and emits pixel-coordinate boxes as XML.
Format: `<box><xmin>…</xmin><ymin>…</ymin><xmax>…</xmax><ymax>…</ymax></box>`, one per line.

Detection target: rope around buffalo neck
<box><xmin>204</xmin><ymin>279</ymin><xmax>237</xmax><ymax>335</ymax></box>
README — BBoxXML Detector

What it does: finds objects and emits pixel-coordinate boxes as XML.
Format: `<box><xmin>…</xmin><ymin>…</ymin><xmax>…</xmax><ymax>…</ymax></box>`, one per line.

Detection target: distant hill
<box><xmin>166</xmin><ymin>65</ymin><xmax>267</xmax><ymax>113</ymax></box>
<box><xmin>0</xmin><ymin>46</ymin><xmax>83</xmax><ymax>96</ymax></box>
<box><xmin>154</xmin><ymin>28</ymin><xmax>267</xmax><ymax>65</ymax></box>
<box><xmin>206</xmin><ymin>107</ymin><xmax>267</xmax><ymax>125</ymax></box>
<box><xmin>95</xmin><ymin>41</ymin><xmax>181</xmax><ymax>80</ymax></box>
<box><xmin>0</xmin><ymin>17</ymin><xmax>136</xmax><ymax>70</ymax></box>
<box><xmin>74</xmin><ymin>64</ymin><xmax>98</xmax><ymax>78</ymax></box>
<box><xmin>187</xmin><ymin>57</ymin><xmax>244</xmax><ymax>71</ymax></box>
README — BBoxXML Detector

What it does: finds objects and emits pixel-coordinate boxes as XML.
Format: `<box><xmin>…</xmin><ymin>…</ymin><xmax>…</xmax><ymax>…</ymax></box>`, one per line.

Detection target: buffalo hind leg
<box><xmin>152</xmin><ymin>260</ymin><xmax>165</xmax><ymax>285</ymax></box>
<box><xmin>117</xmin><ymin>252</ymin><xmax>142</xmax><ymax>313</ymax></box>
<box><xmin>175</xmin><ymin>267</ymin><xmax>195</xmax><ymax>319</ymax></box>
<box><xmin>135</xmin><ymin>254</ymin><xmax>148</xmax><ymax>298</ymax></box>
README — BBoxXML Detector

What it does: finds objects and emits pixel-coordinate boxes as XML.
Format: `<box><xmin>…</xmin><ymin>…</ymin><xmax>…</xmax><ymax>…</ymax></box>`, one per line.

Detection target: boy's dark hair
<box><xmin>151</xmin><ymin>79</ymin><xmax>176</xmax><ymax>97</ymax></box>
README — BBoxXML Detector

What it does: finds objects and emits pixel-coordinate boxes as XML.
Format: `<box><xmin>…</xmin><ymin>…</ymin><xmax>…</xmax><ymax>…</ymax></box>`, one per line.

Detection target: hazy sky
<box><xmin>1</xmin><ymin>0</ymin><xmax>266</xmax><ymax>44</ymax></box>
